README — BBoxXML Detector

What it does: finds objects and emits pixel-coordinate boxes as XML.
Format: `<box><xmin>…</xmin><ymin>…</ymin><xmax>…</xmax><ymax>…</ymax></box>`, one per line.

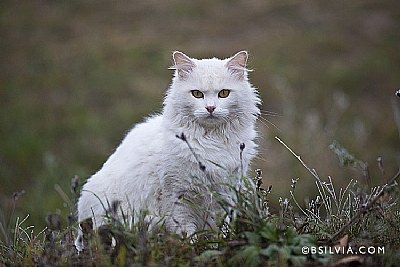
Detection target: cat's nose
<box><xmin>205</xmin><ymin>106</ymin><xmax>216</xmax><ymax>114</ymax></box>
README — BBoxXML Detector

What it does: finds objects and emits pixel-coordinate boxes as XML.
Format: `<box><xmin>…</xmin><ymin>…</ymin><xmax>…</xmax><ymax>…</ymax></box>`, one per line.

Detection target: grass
<box><xmin>1</xmin><ymin>1</ymin><xmax>400</xmax><ymax>265</ymax></box>
<box><xmin>1</xmin><ymin>139</ymin><xmax>399</xmax><ymax>266</ymax></box>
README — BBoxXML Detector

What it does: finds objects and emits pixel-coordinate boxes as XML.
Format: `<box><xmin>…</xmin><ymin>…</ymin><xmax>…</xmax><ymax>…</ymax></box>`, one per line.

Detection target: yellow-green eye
<box><xmin>191</xmin><ymin>90</ymin><xmax>204</xmax><ymax>98</ymax></box>
<box><xmin>218</xmin><ymin>89</ymin><xmax>230</xmax><ymax>98</ymax></box>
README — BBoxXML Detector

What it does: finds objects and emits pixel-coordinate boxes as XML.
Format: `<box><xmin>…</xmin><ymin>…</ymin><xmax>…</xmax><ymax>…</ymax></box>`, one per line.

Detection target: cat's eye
<box><xmin>218</xmin><ymin>89</ymin><xmax>230</xmax><ymax>98</ymax></box>
<box><xmin>191</xmin><ymin>90</ymin><xmax>204</xmax><ymax>98</ymax></box>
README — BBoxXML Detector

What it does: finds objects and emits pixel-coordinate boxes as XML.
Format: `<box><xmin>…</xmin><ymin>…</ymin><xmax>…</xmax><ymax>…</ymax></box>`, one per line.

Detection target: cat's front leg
<box><xmin>161</xmin><ymin>171</ymin><xmax>208</xmax><ymax>237</ymax></box>
<box><xmin>162</xmin><ymin>189</ymin><xmax>199</xmax><ymax>237</ymax></box>
<box><xmin>166</xmin><ymin>210</ymin><xmax>197</xmax><ymax>237</ymax></box>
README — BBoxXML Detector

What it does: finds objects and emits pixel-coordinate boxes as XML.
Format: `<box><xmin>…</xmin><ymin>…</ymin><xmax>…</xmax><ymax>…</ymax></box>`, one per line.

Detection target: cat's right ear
<box><xmin>226</xmin><ymin>51</ymin><xmax>250</xmax><ymax>80</ymax></box>
<box><xmin>170</xmin><ymin>51</ymin><xmax>195</xmax><ymax>80</ymax></box>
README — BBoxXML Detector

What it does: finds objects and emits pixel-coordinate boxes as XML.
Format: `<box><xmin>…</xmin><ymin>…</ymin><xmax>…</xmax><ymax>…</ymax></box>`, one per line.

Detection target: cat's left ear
<box><xmin>226</xmin><ymin>51</ymin><xmax>249</xmax><ymax>80</ymax></box>
<box><xmin>171</xmin><ymin>51</ymin><xmax>196</xmax><ymax>80</ymax></box>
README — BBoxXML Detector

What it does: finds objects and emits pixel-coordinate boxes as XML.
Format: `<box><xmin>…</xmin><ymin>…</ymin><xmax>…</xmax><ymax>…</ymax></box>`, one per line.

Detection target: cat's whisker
<box><xmin>257</xmin><ymin>118</ymin><xmax>269</xmax><ymax>129</ymax></box>
<box><xmin>253</xmin><ymin>154</ymin><xmax>270</xmax><ymax>163</ymax></box>
<box><xmin>259</xmin><ymin>109</ymin><xmax>281</xmax><ymax>117</ymax></box>
<box><xmin>257</xmin><ymin>115</ymin><xmax>281</xmax><ymax>132</ymax></box>
<box><xmin>233</xmin><ymin>110</ymin><xmax>277</xmax><ymax>130</ymax></box>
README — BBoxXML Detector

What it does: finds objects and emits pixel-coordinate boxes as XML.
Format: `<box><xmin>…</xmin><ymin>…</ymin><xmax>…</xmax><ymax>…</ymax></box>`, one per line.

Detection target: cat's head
<box><xmin>164</xmin><ymin>51</ymin><xmax>260</xmax><ymax>129</ymax></box>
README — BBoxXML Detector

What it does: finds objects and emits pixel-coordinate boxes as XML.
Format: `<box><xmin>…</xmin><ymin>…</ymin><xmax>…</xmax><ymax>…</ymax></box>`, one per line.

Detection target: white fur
<box><xmin>75</xmin><ymin>51</ymin><xmax>260</xmax><ymax>251</ymax></box>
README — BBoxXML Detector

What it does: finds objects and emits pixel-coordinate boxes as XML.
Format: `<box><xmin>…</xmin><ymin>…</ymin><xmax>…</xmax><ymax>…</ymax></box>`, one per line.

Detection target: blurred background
<box><xmin>1</xmin><ymin>0</ymin><xmax>399</xmax><ymax>229</ymax></box>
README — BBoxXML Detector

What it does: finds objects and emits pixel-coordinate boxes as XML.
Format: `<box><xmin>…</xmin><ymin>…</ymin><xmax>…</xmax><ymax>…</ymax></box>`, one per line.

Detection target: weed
<box><xmin>1</xmin><ymin>139</ymin><xmax>399</xmax><ymax>266</ymax></box>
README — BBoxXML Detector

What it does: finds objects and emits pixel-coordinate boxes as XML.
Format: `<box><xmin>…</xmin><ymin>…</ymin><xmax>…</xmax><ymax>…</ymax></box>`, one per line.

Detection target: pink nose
<box><xmin>205</xmin><ymin>106</ymin><xmax>216</xmax><ymax>113</ymax></box>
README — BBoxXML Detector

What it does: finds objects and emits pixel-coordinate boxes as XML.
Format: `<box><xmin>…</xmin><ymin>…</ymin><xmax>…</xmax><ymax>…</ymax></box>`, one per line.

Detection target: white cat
<box><xmin>75</xmin><ymin>51</ymin><xmax>261</xmax><ymax>251</ymax></box>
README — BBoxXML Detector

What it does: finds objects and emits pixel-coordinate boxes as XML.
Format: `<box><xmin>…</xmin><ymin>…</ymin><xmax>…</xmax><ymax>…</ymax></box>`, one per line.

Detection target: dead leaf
<box><xmin>333</xmin><ymin>234</ymin><xmax>349</xmax><ymax>253</ymax></box>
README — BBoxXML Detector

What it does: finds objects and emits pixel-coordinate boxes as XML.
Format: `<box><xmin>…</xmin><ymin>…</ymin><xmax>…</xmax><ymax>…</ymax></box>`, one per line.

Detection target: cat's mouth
<box><xmin>195</xmin><ymin>112</ymin><xmax>217</xmax><ymax>119</ymax></box>
<box><xmin>198</xmin><ymin>114</ymin><xmax>225</xmax><ymax>125</ymax></box>
<box><xmin>194</xmin><ymin>110</ymin><xmax>229</xmax><ymax>124</ymax></box>
<box><xmin>205</xmin><ymin>113</ymin><xmax>223</xmax><ymax>121</ymax></box>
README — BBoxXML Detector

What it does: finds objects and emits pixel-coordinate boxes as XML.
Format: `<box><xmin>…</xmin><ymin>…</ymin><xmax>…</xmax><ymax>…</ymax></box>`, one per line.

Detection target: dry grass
<box><xmin>1</xmin><ymin>139</ymin><xmax>400</xmax><ymax>266</ymax></box>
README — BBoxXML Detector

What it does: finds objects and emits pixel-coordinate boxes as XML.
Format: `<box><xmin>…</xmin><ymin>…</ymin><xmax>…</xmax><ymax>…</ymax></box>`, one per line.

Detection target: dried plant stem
<box><xmin>328</xmin><ymin>168</ymin><xmax>400</xmax><ymax>243</ymax></box>
<box><xmin>275</xmin><ymin>136</ymin><xmax>332</xmax><ymax>214</ymax></box>
<box><xmin>275</xmin><ymin>137</ymin><xmax>323</xmax><ymax>184</ymax></box>
<box><xmin>176</xmin><ymin>133</ymin><xmax>206</xmax><ymax>171</ymax></box>
<box><xmin>240</xmin><ymin>143</ymin><xmax>245</xmax><ymax>178</ymax></box>
<box><xmin>275</xmin><ymin>136</ymin><xmax>400</xmax><ymax>243</ymax></box>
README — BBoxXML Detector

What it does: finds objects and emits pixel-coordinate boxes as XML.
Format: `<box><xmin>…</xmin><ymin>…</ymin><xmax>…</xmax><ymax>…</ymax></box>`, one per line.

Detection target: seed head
<box><xmin>267</xmin><ymin>184</ymin><xmax>272</xmax><ymax>193</ymax></box>
<box><xmin>46</xmin><ymin>213</ymin><xmax>62</xmax><ymax>230</ymax></box>
<box><xmin>12</xmin><ymin>190</ymin><xmax>25</xmax><ymax>201</ymax></box>
<box><xmin>71</xmin><ymin>175</ymin><xmax>79</xmax><ymax>195</ymax></box>
<box><xmin>240</xmin><ymin>143</ymin><xmax>245</xmax><ymax>151</ymax></box>
<box><xmin>199</xmin><ymin>162</ymin><xmax>206</xmax><ymax>171</ymax></box>
<box><xmin>291</xmin><ymin>178</ymin><xmax>299</xmax><ymax>189</ymax></box>
<box><xmin>175</xmin><ymin>132</ymin><xmax>187</xmax><ymax>141</ymax></box>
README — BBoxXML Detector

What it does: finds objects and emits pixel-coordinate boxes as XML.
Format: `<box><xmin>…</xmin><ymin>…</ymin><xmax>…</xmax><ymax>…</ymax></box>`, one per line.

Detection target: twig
<box><xmin>275</xmin><ymin>136</ymin><xmax>332</xmax><ymax>215</ymax></box>
<box><xmin>328</xmin><ymin>168</ymin><xmax>400</xmax><ymax>243</ymax></box>
<box><xmin>377</xmin><ymin>157</ymin><xmax>387</xmax><ymax>183</ymax></box>
<box><xmin>275</xmin><ymin>136</ymin><xmax>323</xmax><ymax>184</ymax></box>
<box><xmin>240</xmin><ymin>143</ymin><xmax>245</xmax><ymax>178</ymax></box>
<box><xmin>176</xmin><ymin>133</ymin><xmax>206</xmax><ymax>171</ymax></box>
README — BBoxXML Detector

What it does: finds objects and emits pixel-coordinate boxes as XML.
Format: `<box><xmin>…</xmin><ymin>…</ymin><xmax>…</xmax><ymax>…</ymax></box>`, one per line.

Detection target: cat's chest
<box><xmin>166</xmin><ymin>133</ymin><xmax>253</xmax><ymax>177</ymax></box>
<box><xmin>191</xmin><ymin>136</ymin><xmax>241</xmax><ymax>163</ymax></box>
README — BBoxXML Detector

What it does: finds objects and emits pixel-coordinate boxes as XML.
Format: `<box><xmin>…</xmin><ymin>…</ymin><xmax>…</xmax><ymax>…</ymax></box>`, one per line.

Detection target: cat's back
<box><xmin>78</xmin><ymin>115</ymin><xmax>164</xmax><ymax>221</ymax></box>
<box><xmin>101</xmin><ymin>115</ymin><xmax>164</xmax><ymax>173</ymax></box>
<box><xmin>110</xmin><ymin>115</ymin><xmax>163</xmax><ymax>162</ymax></box>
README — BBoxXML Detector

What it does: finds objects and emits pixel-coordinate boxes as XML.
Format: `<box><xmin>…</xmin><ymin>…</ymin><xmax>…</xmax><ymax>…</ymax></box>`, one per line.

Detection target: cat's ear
<box><xmin>171</xmin><ymin>51</ymin><xmax>196</xmax><ymax>80</ymax></box>
<box><xmin>226</xmin><ymin>51</ymin><xmax>249</xmax><ymax>80</ymax></box>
